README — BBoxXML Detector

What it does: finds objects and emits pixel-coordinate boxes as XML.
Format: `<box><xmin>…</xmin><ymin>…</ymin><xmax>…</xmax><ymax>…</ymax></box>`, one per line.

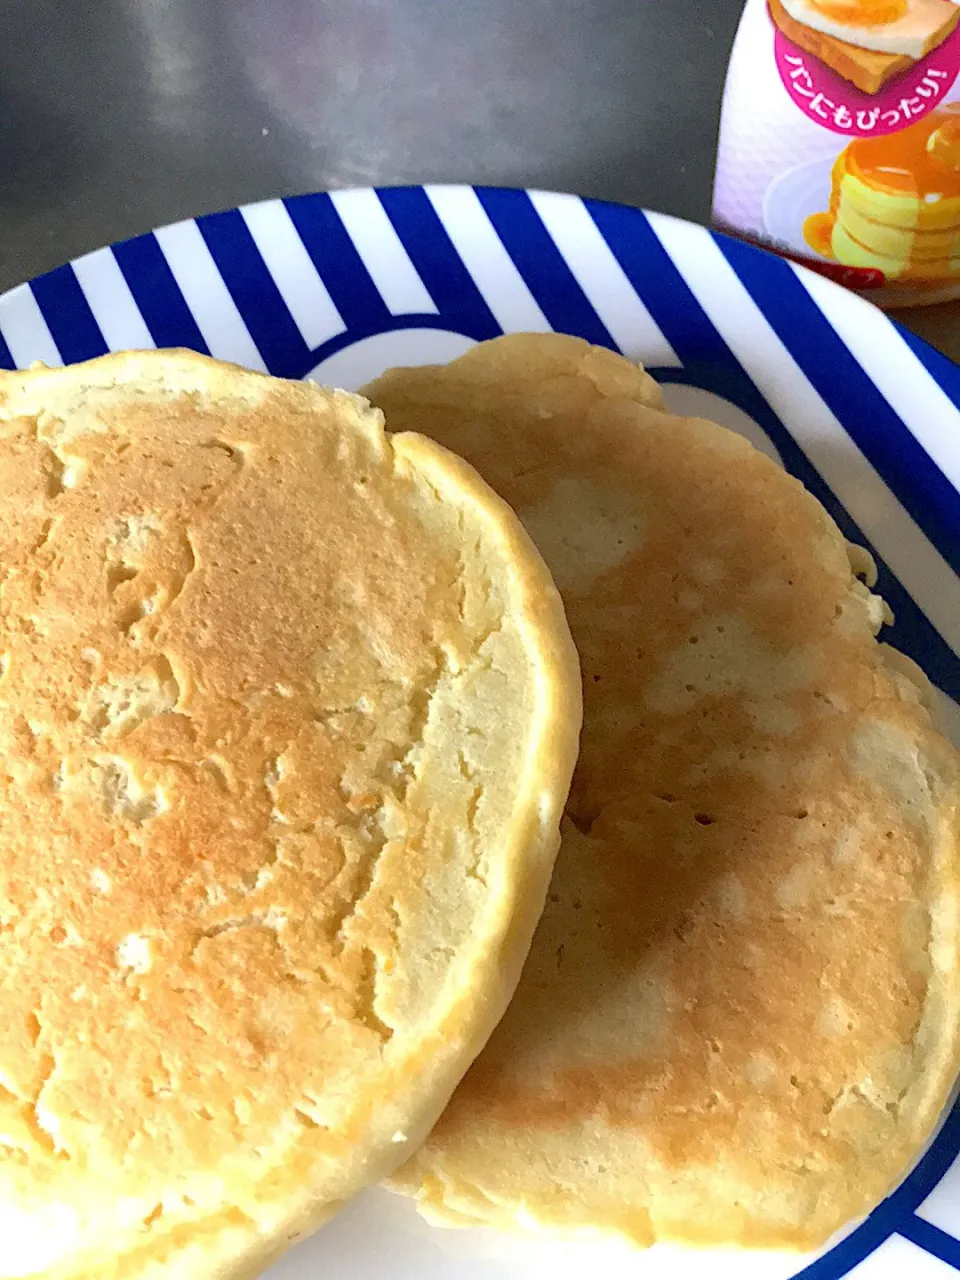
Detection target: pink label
<box><xmin>774</xmin><ymin>18</ymin><xmax>960</xmax><ymax>137</ymax></box>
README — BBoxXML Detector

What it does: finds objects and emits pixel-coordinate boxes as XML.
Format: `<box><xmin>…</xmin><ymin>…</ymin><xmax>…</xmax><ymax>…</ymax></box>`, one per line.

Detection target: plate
<box><xmin>762</xmin><ymin>158</ymin><xmax>833</xmax><ymax>262</ymax></box>
<box><xmin>1</xmin><ymin>185</ymin><xmax>959</xmax><ymax>1279</ymax></box>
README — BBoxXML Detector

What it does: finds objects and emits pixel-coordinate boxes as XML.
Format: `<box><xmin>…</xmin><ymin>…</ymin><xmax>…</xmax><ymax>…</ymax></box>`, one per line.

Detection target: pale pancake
<box><xmin>364</xmin><ymin>334</ymin><xmax>960</xmax><ymax>1250</ymax></box>
<box><xmin>0</xmin><ymin>350</ymin><xmax>581</xmax><ymax>1279</ymax></box>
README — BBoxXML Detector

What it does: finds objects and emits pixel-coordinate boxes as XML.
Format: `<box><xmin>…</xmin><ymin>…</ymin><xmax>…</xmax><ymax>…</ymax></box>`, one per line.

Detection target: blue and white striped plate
<box><xmin>1</xmin><ymin>186</ymin><xmax>958</xmax><ymax>1280</ymax></box>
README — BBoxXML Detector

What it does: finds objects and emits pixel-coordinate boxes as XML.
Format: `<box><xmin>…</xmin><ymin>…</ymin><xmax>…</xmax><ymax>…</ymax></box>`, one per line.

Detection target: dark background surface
<box><xmin>0</xmin><ymin>0</ymin><xmax>745</xmax><ymax>291</ymax></box>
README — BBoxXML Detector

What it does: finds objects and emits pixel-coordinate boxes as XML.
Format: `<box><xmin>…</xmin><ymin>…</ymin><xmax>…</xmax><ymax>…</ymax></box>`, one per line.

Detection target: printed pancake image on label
<box><xmin>805</xmin><ymin>106</ymin><xmax>960</xmax><ymax>279</ymax></box>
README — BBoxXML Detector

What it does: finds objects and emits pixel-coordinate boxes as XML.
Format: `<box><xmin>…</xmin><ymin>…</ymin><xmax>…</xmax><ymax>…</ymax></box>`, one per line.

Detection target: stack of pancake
<box><xmin>807</xmin><ymin>112</ymin><xmax>960</xmax><ymax>282</ymax></box>
<box><xmin>1</xmin><ymin>338</ymin><xmax>958</xmax><ymax>1277</ymax></box>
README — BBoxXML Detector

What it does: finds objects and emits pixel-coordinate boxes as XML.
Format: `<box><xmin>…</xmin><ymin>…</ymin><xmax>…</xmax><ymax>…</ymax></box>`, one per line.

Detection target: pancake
<box><xmin>364</xmin><ymin>334</ymin><xmax>960</xmax><ymax>1250</ymax></box>
<box><xmin>0</xmin><ymin>349</ymin><xmax>581</xmax><ymax>1279</ymax></box>
<box><xmin>806</xmin><ymin>114</ymin><xmax>960</xmax><ymax>282</ymax></box>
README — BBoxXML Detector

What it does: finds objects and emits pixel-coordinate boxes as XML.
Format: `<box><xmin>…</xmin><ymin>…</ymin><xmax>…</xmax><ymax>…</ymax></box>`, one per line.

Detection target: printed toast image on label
<box><xmin>772</xmin><ymin>2</ymin><xmax>960</xmax><ymax>133</ymax></box>
<box><xmin>771</xmin><ymin>0</ymin><xmax>959</xmax><ymax>95</ymax></box>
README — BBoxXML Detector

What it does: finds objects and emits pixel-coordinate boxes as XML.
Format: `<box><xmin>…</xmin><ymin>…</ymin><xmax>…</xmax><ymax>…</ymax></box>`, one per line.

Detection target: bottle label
<box><xmin>714</xmin><ymin>0</ymin><xmax>960</xmax><ymax>305</ymax></box>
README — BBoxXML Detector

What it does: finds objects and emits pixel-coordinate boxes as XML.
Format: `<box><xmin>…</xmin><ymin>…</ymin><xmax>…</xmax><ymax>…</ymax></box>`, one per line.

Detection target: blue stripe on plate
<box><xmin>587</xmin><ymin>200</ymin><xmax>960</xmax><ymax>700</ymax></box>
<box><xmin>475</xmin><ymin>187</ymin><xmax>615</xmax><ymax>348</ymax></box>
<box><xmin>895</xmin><ymin>322</ymin><xmax>960</xmax><ymax>417</ymax></box>
<box><xmin>587</xmin><ymin>199</ymin><xmax>736</xmax><ymax>366</ymax></box>
<box><xmin>713</xmin><ymin>234</ymin><xmax>960</xmax><ymax>580</ymax></box>
<box><xmin>112</xmin><ymin>233</ymin><xmax>210</xmax><ymax>354</ymax></box>
<box><xmin>899</xmin><ymin>1216</ymin><xmax>960</xmax><ymax>1270</ymax></box>
<box><xmin>376</xmin><ymin>187</ymin><xmax>501</xmax><ymax>340</ymax></box>
<box><xmin>0</xmin><ymin>326</ymin><xmax>13</xmax><ymax>371</ymax></box>
<box><xmin>197</xmin><ymin>209</ymin><xmax>310</xmax><ymax>378</ymax></box>
<box><xmin>284</xmin><ymin>193</ymin><xmax>391</xmax><ymax>333</ymax></box>
<box><xmin>29</xmin><ymin>266</ymin><xmax>108</xmax><ymax>364</ymax></box>
<box><xmin>793</xmin><ymin>1100</ymin><xmax>960</xmax><ymax>1280</ymax></box>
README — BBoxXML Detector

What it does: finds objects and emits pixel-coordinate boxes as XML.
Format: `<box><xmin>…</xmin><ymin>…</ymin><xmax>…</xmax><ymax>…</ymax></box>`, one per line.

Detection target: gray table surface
<box><xmin>0</xmin><ymin>0</ymin><xmax>744</xmax><ymax>293</ymax></box>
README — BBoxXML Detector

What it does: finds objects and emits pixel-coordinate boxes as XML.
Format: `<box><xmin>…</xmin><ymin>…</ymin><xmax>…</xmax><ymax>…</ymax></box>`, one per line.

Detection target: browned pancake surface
<box><xmin>365</xmin><ymin>334</ymin><xmax>960</xmax><ymax>1249</ymax></box>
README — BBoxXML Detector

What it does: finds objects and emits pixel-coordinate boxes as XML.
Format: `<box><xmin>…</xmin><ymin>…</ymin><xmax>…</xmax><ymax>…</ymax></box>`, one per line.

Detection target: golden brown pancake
<box><xmin>364</xmin><ymin>334</ymin><xmax>960</xmax><ymax>1250</ymax></box>
<box><xmin>0</xmin><ymin>350</ymin><xmax>581</xmax><ymax>1279</ymax></box>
